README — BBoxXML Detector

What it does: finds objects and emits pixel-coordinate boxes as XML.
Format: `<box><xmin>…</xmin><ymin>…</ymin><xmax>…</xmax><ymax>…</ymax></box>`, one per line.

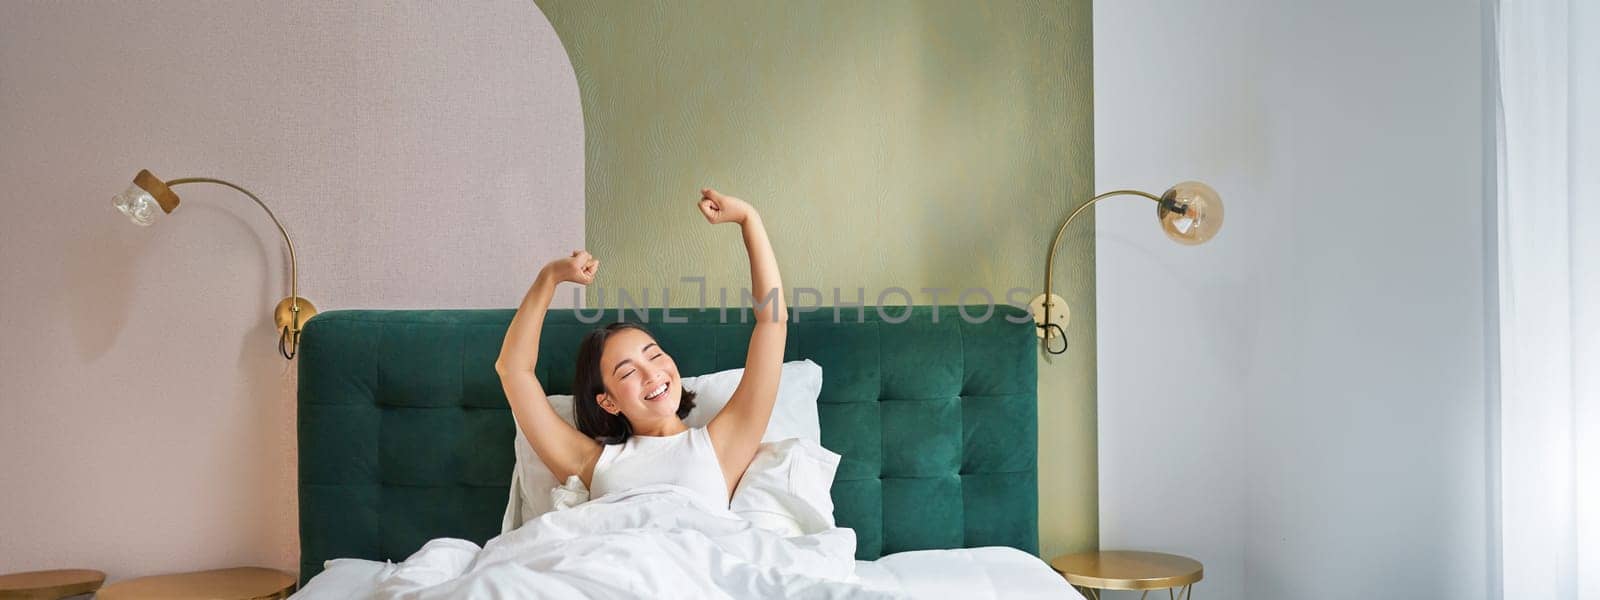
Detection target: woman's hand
<box><xmin>697</xmin><ymin>188</ymin><xmax>756</xmax><ymax>226</ymax></box>
<box><xmin>544</xmin><ymin>250</ymin><xmax>599</xmax><ymax>286</ymax></box>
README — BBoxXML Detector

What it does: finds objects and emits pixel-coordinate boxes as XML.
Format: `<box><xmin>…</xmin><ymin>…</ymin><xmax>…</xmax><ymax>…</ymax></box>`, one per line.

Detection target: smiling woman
<box><xmin>572</xmin><ymin>322</ymin><xmax>700</xmax><ymax>443</ymax></box>
<box><xmin>495</xmin><ymin>188</ymin><xmax>788</xmax><ymax>508</ymax></box>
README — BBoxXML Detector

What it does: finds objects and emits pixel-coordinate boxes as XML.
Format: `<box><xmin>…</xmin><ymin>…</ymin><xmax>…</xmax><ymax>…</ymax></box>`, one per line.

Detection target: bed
<box><xmin>294</xmin><ymin>305</ymin><xmax>1074</xmax><ymax>598</ymax></box>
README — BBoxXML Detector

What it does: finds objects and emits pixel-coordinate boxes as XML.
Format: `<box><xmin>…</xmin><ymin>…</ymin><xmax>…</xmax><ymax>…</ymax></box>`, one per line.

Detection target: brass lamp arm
<box><xmin>165</xmin><ymin>177</ymin><xmax>301</xmax><ymax>312</ymax></box>
<box><xmin>1041</xmin><ymin>189</ymin><xmax>1162</xmax><ymax>332</ymax></box>
<box><xmin>1032</xmin><ymin>181</ymin><xmax>1223</xmax><ymax>354</ymax></box>
<box><xmin>114</xmin><ymin>170</ymin><xmax>320</xmax><ymax>359</ymax></box>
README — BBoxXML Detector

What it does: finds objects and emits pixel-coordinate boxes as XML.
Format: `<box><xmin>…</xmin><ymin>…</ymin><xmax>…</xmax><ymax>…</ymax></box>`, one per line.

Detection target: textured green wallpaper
<box><xmin>534</xmin><ymin>0</ymin><xmax>1095</xmax><ymax>558</ymax></box>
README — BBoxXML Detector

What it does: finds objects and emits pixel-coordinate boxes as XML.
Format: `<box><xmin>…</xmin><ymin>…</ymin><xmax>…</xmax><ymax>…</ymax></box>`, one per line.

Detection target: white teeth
<box><xmin>645</xmin><ymin>383</ymin><xmax>667</xmax><ymax>400</ymax></box>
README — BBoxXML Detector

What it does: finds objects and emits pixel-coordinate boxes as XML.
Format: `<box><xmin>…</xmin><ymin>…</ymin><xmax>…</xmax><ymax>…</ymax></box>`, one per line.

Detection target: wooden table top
<box><xmin>97</xmin><ymin>567</ymin><xmax>295</xmax><ymax>600</ymax></box>
<box><xmin>1049</xmin><ymin>550</ymin><xmax>1204</xmax><ymax>590</ymax></box>
<box><xmin>0</xmin><ymin>569</ymin><xmax>106</xmax><ymax>600</ymax></box>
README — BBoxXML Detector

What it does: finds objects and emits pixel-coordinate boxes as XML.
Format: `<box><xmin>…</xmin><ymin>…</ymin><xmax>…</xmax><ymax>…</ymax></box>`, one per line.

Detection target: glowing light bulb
<box><xmin>1157</xmin><ymin>181</ymin><xmax>1223</xmax><ymax>245</ymax></box>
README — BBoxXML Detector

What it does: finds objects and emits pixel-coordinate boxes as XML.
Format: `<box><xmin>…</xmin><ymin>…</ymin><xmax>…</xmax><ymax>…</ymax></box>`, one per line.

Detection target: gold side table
<box><xmin>97</xmin><ymin>567</ymin><xmax>296</xmax><ymax>600</ymax></box>
<box><xmin>0</xmin><ymin>569</ymin><xmax>106</xmax><ymax>600</ymax></box>
<box><xmin>1049</xmin><ymin>550</ymin><xmax>1203</xmax><ymax>600</ymax></box>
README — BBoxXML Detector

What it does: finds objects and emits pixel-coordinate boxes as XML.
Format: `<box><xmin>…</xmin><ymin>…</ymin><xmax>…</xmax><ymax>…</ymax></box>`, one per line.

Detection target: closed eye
<box><xmin>619</xmin><ymin>354</ymin><xmax>665</xmax><ymax>380</ymax></box>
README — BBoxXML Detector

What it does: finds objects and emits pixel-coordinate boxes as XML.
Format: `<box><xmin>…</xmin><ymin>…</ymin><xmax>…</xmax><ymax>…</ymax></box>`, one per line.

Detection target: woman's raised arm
<box><xmin>700</xmin><ymin>189</ymin><xmax>788</xmax><ymax>493</ymax></box>
<box><xmin>495</xmin><ymin>251</ymin><xmax>604</xmax><ymax>485</ymax></box>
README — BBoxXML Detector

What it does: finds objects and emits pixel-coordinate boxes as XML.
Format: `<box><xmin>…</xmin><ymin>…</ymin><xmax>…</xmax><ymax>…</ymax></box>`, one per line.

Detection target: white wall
<box><xmin>0</xmin><ymin>1</ymin><xmax>583</xmax><ymax>581</ymax></box>
<box><xmin>1094</xmin><ymin>1</ymin><xmax>1488</xmax><ymax>598</ymax></box>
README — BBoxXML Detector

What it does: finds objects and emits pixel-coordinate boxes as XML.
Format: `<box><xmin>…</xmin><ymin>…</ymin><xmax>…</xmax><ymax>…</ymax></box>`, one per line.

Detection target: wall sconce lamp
<box><xmin>111</xmin><ymin>169</ymin><xmax>317</xmax><ymax>359</ymax></box>
<box><xmin>1032</xmin><ymin>181</ymin><xmax>1223</xmax><ymax>354</ymax></box>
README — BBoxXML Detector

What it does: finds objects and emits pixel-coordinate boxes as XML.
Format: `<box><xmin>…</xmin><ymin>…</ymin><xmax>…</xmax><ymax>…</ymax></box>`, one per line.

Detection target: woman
<box><xmin>493</xmin><ymin>188</ymin><xmax>787</xmax><ymax>510</ymax></box>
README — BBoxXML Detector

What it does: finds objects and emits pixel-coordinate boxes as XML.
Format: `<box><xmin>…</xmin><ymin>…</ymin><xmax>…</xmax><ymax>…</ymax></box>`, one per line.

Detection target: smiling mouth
<box><xmin>644</xmin><ymin>383</ymin><xmax>668</xmax><ymax>401</ymax></box>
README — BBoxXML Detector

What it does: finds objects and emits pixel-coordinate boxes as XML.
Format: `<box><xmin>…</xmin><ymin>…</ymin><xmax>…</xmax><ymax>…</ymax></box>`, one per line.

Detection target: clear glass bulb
<box><xmin>112</xmin><ymin>183</ymin><xmax>161</xmax><ymax>226</ymax></box>
<box><xmin>1157</xmin><ymin>181</ymin><xmax>1223</xmax><ymax>245</ymax></box>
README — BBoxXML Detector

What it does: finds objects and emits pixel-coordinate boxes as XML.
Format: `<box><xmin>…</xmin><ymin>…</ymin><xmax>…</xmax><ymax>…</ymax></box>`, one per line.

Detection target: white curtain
<box><xmin>1493</xmin><ymin>1</ymin><xmax>1599</xmax><ymax>598</ymax></box>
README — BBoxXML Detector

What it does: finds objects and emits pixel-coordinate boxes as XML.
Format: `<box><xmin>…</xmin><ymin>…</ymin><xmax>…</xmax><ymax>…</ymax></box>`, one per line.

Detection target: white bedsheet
<box><xmin>855</xmin><ymin>548</ymin><xmax>1080</xmax><ymax>599</ymax></box>
<box><xmin>292</xmin><ymin>486</ymin><xmax>1079</xmax><ymax>599</ymax></box>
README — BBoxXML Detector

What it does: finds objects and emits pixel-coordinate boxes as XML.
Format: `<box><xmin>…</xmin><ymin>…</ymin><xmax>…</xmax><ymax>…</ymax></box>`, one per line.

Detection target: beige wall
<box><xmin>0</xmin><ymin>1</ymin><xmax>583</xmax><ymax>580</ymax></box>
<box><xmin>536</xmin><ymin>0</ymin><xmax>1098</xmax><ymax>558</ymax></box>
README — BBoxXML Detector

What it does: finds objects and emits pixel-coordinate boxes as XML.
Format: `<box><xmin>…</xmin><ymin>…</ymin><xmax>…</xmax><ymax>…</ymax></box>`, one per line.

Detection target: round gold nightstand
<box><xmin>97</xmin><ymin>567</ymin><xmax>295</xmax><ymax>600</ymax></box>
<box><xmin>0</xmin><ymin>569</ymin><xmax>105</xmax><ymax>600</ymax></box>
<box><xmin>1049</xmin><ymin>551</ymin><xmax>1202</xmax><ymax>600</ymax></box>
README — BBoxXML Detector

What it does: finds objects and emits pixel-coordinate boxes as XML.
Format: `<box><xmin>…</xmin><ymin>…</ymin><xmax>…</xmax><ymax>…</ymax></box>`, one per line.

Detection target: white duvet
<box><xmin>371</xmin><ymin>484</ymin><xmax>898</xmax><ymax>599</ymax></box>
<box><xmin>296</xmin><ymin>484</ymin><xmax>1078</xmax><ymax>599</ymax></box>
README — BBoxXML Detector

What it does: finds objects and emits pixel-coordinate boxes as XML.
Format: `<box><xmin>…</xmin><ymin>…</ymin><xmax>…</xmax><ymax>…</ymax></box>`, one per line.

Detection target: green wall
<box><xmin>535</xmin><ymin>0</ymin><xmax>1096</xmax><ymax>558</ymax></box>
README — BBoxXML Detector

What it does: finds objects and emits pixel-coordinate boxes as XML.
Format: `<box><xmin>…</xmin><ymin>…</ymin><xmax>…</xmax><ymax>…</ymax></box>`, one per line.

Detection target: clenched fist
<box><xmin>697</xmin><ymin>188</ymin><xmax>756</xmax><ymax>226</ymax></box>
<box><xmin>544</xmin><ymin>250</ymin><xmax>599</xmax><ymax>286</ymax></box>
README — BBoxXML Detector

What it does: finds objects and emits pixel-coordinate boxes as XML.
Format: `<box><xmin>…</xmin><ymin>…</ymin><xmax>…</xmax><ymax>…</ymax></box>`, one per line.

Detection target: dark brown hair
<box><xmin>573</xmin><ymin>322</ymin><xmax>697</xmax><ymax>444</ymax></box>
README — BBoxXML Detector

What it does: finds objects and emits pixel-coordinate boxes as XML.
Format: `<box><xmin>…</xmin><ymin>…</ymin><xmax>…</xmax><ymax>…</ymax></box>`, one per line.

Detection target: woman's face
<box><xmin>596</xmin><ymin>328</ymin><xmax>683</xmax><ymax>424</ymax></box>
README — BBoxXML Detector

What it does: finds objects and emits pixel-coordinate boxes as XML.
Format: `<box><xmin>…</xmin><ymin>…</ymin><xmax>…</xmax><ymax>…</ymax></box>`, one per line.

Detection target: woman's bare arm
<box><xmin>701</xmin><ymin>189</ymin><xmax>788</xmax><ymax>493</ymax></box>
<box><xmin>495</xmin><ymin>251</ymin><xmax>604</xmax><ymax>485</ymax></box>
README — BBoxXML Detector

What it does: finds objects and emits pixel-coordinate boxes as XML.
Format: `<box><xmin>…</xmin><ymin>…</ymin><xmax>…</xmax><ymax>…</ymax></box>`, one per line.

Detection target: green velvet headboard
<box><xmin>296</xmin><ymin>305</ymin><xmax>1038</xmax><ymax>583</ymax></box>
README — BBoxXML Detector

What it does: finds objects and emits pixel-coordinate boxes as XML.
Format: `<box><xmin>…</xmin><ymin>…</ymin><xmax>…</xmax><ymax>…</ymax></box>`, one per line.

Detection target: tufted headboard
<box><xmin>296</xmin><ymin>305</ymin><xmax>1038</xmax><ymax>583</ymax></box>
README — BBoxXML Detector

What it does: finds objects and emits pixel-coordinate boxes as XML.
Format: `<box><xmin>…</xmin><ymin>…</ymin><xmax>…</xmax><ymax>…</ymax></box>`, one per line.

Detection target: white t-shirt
<box><xmin>589</xmin><ymin>426</ymin><xmax>730</xmax><ymax>509</ymax></box>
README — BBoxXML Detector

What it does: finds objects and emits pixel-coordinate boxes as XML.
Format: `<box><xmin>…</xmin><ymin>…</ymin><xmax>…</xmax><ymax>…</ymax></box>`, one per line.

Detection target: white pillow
<box><xmin>680</xmin><ymin>359</ymin><xmax>823</xmax><ymax>442</ymax></box>
<box><xmin>502</xmin><ymin>359</ymin><xmax>824</xmax><ymax>530</ymax></box>
<box><xmin>729</xmin><ymin>437</ymin><xmax>842</xmax><ymax>537</ymax></box>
